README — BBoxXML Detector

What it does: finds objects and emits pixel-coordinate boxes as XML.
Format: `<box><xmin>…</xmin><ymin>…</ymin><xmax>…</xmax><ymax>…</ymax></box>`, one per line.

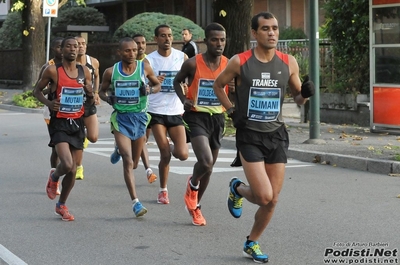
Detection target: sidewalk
<box><xmin>2</xmin><ymin>88</ymin><xmax>400</xmax><ymax>175</ymax></box>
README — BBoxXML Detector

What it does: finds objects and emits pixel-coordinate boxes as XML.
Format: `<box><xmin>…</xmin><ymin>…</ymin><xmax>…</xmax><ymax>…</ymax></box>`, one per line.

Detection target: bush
<box><xmin>0</xmin><ymin>11</ymin><xmax>22</xmax><ymax>49</ymax></box>
<box><xmin>113</xmin><ymin>12</ymin><xmax>205</xmax><ymax>42</ymax></box>
<box><xmin>12</xmin><ymin>90</ymin><xmax>43</xmax><ymax>108</ymax></box>
<box><xmin>323</xmin><ymin>0</ymin><xmax>369</xmax><ymax>94</ymax></box>
<box><xmin>52</xmin><ymin>6</ymin><xmax>111</xmax><ymax>43</ymax></box>
<box><xmin>279</xmin><ymin>27</ymin><xmax>307</xmax><ymax>40</ymax></box>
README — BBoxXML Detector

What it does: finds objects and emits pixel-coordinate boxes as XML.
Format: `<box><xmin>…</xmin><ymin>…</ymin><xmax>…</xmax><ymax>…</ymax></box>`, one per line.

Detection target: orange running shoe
<box><xmin>157</xmin><ymin>190</ymin><xmax>170</xmax><ymax>204</ymax></box>
<box><xmin>55</xmin><ymin>205</ymin><xmax>75</xmax><ymax>221</ymax></box>
<box><xmin>146</xmin><ymin>171</ymin><xmax>157</xmax><ymax>184</ymax></box>
<box><xmin>46</xmin><ymin>169</ymin><xmax>58</xmax><ymax>200</ymax></box>
<box><xmin>186</xmin><ymin>206</ymin><xmax>206</xmax><ymax>226</ymax></box>
<box><xmin>184</xmin><ymin>176</ymin><xmax>198</xmax><ymax>211</ymax></box>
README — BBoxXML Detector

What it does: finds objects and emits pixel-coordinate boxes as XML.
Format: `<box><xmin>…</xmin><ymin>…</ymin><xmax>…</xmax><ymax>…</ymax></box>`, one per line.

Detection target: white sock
<box><xmin>132</xmin><ymin>198</ymin><xmax>139</xmax><ymax>205</ymax></box>
<box><xmin>159</xmin><ymin>187</ymin><xmax>167</xmax><ymax>192</ymax></box>
<box><xmin>146</xmin><ymin>168</ymin><xmax>153</xmax><ymax>175</ymax></box>
<box><xmin>190</xmin><ymin>179</ymin><xmax>199</xmax><ymax>190</ymax></box>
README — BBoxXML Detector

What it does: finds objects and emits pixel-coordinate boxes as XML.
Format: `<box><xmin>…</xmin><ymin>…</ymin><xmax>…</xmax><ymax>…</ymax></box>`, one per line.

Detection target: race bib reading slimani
<box><xmin>247</xmin><ymin>87</ymin><xmax>281</xmax><ymax>122</ymax></box>
<box><xmin>160</xmin><ymin>71</ymin><xmax>178</xmax><ymax>93</ymax></box>
<box><xmin>59</xmin><ymin>87</ymin><xmax>84</xmax><ymax>113</ymax></box>
<box><xmin>114</xmin><ymin>80</ymin><xmax>140</xmax><ymax>105</ymax></box>
<box><xmin>196</xmin><ymin>78</ymin><xmax>221</xmax><ymax>106</ymax></box>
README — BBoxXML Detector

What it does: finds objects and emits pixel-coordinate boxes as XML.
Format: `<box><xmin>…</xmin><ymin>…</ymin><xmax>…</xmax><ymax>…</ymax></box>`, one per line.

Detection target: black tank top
<box><xmin>235</xmin><ymin>49</ymin><xmax>290</xmax><ymax>132</ymax></box>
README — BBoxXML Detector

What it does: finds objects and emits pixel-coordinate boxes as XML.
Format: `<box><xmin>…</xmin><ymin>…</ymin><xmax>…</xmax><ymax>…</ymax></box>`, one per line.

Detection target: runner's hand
<box><xmin>301</xmin><ymin>75</ymin><xmax>315</xmax><ymax>98</ymax></box>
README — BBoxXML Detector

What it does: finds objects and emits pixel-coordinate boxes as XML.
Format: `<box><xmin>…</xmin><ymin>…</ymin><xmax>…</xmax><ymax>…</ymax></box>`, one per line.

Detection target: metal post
<box><xmin>46</xmin><ymin>17</ymin><xmax>51</xmax><ymax>62</ymax></box>
<box><xmin>305</xmin><ymin>0</ymin><xmax>325</xmax><ymax>144</ymax></box>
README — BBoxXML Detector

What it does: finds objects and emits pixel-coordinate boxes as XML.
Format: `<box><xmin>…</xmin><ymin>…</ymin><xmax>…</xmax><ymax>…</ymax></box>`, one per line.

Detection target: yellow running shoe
<box><xmin>83</xmin><ymin>137</ymin><xmax>89</xmax><ymax>149</ymax></box>
<box><xmin>75</xmin><ymin>165</ymin><xmax>84</xmax><ymax>180</ymax></box>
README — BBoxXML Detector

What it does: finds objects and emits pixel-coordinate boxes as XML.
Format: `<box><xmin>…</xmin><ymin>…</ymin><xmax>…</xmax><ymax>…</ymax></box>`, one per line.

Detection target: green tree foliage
<box><xmin>113</xmin><ymin>12</ymin><xmax>204</xmax><ymax>42</ymax></box>
<box><xmin>52</xmin><ymin>6</ymin><xmax>111</xmax><ymax>43</ymax></box>
<box><xmin>323</xmin><ymin>0</ymin><xmax>369</xmax><ymax>94</ymax></box>
<box><xmin>0</xmin><ymin>11</ymin><xmax>22</xmax><ymax>49</ymax></box>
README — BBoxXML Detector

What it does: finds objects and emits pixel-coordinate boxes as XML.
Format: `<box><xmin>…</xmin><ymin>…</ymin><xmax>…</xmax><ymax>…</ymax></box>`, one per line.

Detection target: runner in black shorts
<box><xmin>213</xmin><ymin>12</ymin><xmax>315</xmax><ymax>263</ymax></box>
<box><xmin>174</xmin><ymin>23</ymin><xmax>229</xmax><ymax>226</ymax></box>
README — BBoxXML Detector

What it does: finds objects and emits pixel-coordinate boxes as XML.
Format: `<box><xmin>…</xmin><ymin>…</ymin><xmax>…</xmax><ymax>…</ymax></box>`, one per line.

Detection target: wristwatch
<box><xmin>226</xmin><ymin>107</ymin><xmax>235</xmax><ymax>116</ymax></box>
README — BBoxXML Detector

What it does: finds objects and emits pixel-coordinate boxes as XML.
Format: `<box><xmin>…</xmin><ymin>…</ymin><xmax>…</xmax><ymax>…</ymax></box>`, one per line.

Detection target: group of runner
<box><xmin>34</xmin><ymin>12</ymin><xmax>315</xmax><ymax>263</ymax></box>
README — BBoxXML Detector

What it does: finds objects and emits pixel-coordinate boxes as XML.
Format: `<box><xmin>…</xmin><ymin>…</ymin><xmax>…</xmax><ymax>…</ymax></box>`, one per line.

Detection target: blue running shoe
<box><xmin>133</xmin><ymin>201</ymin><xmax>147</xmax><ymax>217</ymax></box>
<box><xmin>110</xmin><ymin>145</ymin><xmax>121</xmax><ymax>164</ymax></box>
<box><xmin>243</xmin><ymin>240</ymin><xmax>269</xmax><ymax>263</ymax></box>
<box><xmin>227</xmin><ymin>177</ymin><xmax>243</xmax><ymax>218</ymax></box>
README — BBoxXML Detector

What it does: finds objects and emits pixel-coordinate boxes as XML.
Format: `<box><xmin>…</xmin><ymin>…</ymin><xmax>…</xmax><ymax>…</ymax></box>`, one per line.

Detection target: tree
<box><xmin>212</xmin><ymin>0</ymin><xmax>254</xmax><ymax>58</ymax></box>
<box><xmin>10</xmin><ymin>0</ymin><xmax>84</xmax><ymax>91</ymax></box>
<box><xmin>323</xmin><ymin>0</ymin><xmax>369</xmax><ymax>94</ymax></box>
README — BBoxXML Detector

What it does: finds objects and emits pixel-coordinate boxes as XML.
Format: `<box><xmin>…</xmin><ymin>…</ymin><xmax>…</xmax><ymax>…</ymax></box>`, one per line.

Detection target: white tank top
<box><xmin>146</xmin><ymin>48</ymin><xmax>185</xmax><ymax>115</ymax></box>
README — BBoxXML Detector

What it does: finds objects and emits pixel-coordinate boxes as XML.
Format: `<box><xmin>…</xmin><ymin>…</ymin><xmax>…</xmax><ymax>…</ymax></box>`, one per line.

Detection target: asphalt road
<box><xmin>1</xmin><ymin>109</ymin><xmax>399</xmax><ymax>265</ymax></box>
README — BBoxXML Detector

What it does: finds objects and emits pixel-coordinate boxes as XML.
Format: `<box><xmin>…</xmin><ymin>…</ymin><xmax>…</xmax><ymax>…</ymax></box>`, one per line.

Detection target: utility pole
<box><xmin>305</xmin><ymin>0</ymin><xmax>325</xmax><ymax>144</ymax></box>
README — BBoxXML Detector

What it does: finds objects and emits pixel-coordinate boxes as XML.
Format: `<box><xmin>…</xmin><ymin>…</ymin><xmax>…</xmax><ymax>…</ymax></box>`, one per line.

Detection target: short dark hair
<box><xmin>118</xmin><ymin>37</ymin><xmax>134</xmax><ymax>49</ymax></box>
<box><xmin>51</xmin><ymin>37</ymin><xmax>64</xmax><ymax>48</ymax></box>
<box><xmin>154</xmin><ymin>24</ymin><xmax>170</xmax><ymax>36</ymax></box>
<box><xmin>204</xmin><ymin>23</ymin><xmax>225</xmax><ymax>39</ymax></box>
<box><xmin>182</xmin><ymin>28</ymin><xmax>191</xmax><ymax>33</ymax></box>
<box><xmin>132</xmin><ymin>33</ymin><xmax>145</xmax><ymax>39</ymax></box>
<box><xmin>251</xmin><ymin>12</ymin><xmax>277</xmax><ymax>31</ymax></box>
<box><xmin>61</xmin><ymin>36</ymin><xmax>76</xmax><ymax>48</ymax></box>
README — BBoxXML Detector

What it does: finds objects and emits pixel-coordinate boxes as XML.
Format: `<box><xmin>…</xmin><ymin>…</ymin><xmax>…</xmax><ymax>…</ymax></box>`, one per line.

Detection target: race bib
<box><xmin>159</xmin><ymin>71</ymin><xmax>178</xmax><ymax>93</ymax></box>
<box><xmin>247</xmin><ymin>87</ymin><xmax>281</xmax><ymax>122</ymax></box>
<box><xmin>114</xmin><ymin>80</ymin><xmax>140</xmax><ymax>105</ymax></box>
<box><xmin>59</xmin><ymin>87</ymin><xmax>84</xmax><ymax>113</ymax></box>
<box><xmin>196</xmin><ymin>78</ymin><xmax>221</xmax><ymax>106</ymax></box>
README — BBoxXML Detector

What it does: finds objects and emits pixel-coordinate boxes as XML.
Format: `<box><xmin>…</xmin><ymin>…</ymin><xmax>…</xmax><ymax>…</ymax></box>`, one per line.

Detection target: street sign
<box><xmin>42</xmin><ymin>0</ymin><xmax>58</xmax><ymax>18</ymax></box>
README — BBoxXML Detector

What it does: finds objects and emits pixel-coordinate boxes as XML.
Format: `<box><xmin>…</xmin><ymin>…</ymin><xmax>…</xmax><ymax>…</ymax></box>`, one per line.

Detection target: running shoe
<box><xmin>75</xmin><ymin>165</ymin><xmax>84</xmax><ymax>180</ymax></box>
<box><xmin>46</xmin><ymin>169</ymin><xmax>58</xmax><ymax>200</ymax></box>
<box><xmin>133</xmin><ymin>201</ymin><xmax>147</xmax><ymax>217</ymax></box>
<box><xmin>184</xmin><ymin>176</ymin><xmax>198</xmax><ymax>210</ymax></box>
<box><xmin>110</xmin><ymin>145</ymin><xmax>121</xmax><ymax>164</ymax></box>
<box><xmin>83</xmin><ymin>137</ymin><xmax>89</xmax><ymax>149</ymax></box>
<box><xmin>227</xmin><ymin>177</ymin><xmax>244</xmax><ymax>218</ymax></box>
<box><xmin>49</xmin><ymin>168</ymin><xmax>61</xmax><ymax>195</ymax></box>
<box><xmin>146</xmin><ymin>170</ymin><xmax>157</xmax><ymax>184</ymax></box>
<box><xmin>55</xmin><ymin>205</ymin><xmax>75</xmax><ymax>221</ymax></box>
<box><xmin>186</xmin><ymin>206</ymin><xmax>206</xmax><ymax>226</ymax></box>
<box><xmin>157</xmin><ymin>190</ymin><xmax>170</xmax><ymax>204</ymax></box>
<box><xmin>243</xmin><ymin>240</ymin><xmax>269</xmax><ymax>263</ymax></box>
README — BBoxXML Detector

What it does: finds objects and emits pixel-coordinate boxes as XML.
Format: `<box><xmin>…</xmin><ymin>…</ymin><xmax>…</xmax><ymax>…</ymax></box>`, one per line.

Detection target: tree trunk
<box><xmin>22</xmin><ymin>0</ymin><xmax>45</xmax><ymax>91</ymax></box>
<box><xmin>213</xmin><ymin>0</ymin><xmax>254</xmax><ymax>58</ymax></box>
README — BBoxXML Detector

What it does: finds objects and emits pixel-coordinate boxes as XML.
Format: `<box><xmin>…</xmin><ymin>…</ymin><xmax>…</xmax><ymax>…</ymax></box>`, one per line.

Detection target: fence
<box><xmin>0</xmin><ymin>40</ymin><xmax>332</xmax><ymax>89</ymax></box>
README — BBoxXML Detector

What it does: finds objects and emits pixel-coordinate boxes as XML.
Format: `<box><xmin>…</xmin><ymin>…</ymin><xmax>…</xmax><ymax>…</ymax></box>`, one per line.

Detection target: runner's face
<box><xmin>62</xmin><ymin>39</ymin><xmax>78</xmax><ymax>61</ymax></box>
<box><xmin>253</xmin><ymin>17</ymin><xmax>279</xmax><ymax>49</ymax></box>
<box><xmin>206</xmin><ymin>30</ymin><xmax>226</xmax><ymax>57</ymax></box>
<box><xmin>53</xmin><ymin>40</ymin><xmax>63</xmax><ymax>60</ymax></box>
<box><xmin>133</xmin><ymin>36</ymin><xmax>146</xmax><ymax>57</ymax></box>
<box><xmin>155</xmin><ymin>27</ymin><xmax>173</xmax><ymax>50</ymax></box>
<box><xmin>118</xmin><ymin>40</ymin><xmax>138</xmax><ymax>64</ymax></box>
<box><xmin>75</xmin><ymin>37</ymin><xmax>87</xmax><ymax>56</ymax></box>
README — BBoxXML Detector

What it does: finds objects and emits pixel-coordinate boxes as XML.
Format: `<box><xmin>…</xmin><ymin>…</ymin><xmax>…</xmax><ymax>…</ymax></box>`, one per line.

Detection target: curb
<box><xmin>220</xmin><ymin>138</ymin><xmax>400</xmax><ymax>175</ymax></box>
<box><xmin>0</xmin><ymin>104</ymin><xmax>43</xmax><ymax>114</ymax></box>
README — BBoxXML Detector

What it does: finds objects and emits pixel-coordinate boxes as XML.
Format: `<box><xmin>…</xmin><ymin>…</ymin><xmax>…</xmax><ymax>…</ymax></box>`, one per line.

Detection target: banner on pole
<box><xmin>43</xmin><ymin>0</ymin><xmax>58</xmax><ymax>17</ymax></box>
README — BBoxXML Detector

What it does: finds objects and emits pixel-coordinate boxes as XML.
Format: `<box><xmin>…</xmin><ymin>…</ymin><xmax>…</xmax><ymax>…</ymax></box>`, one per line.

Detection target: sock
<box><xmin>56</xmin><ymin>201</ymin><xmax>65</xmax><ymax>208</ymax></box>
<box><xmin>132</xmin><ymin>198</ymin><xmax>139</xmax><ymax>205</ymax></box>
<box><xmin>51</xmin><ymin>173</ymin><xmax>59</xmax><ymax>182</ymax></box>
<box><xmin>233</xmin><ymin>181</ymin><xmax>242</xmax><ymax>196</ymax></box>
<box><xmin>146</xmin><ymin>168</ymin><xmax>153</xmax><ymax>175</ymax></box>
<box><xmin>189</xmin><ymin>178</ymin><xmax>199</xmax><ymax>190</ymax></box>
<box><xmin>245</xmin><ymin>236</ymin><xmax>253</xmax><ymax>245</ymax></box>
<box><xmin>159</xmin><ymin>187</ymin><xmax>167</xmax><ymax>192</ymax></box>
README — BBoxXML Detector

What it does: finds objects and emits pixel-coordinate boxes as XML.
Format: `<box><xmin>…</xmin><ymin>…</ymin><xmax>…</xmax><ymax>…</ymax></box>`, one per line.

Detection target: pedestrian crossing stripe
<box><xmin>84</xmin><ymin>139</ymin><xmax>314</xmax><ymax>174</ymax></box>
